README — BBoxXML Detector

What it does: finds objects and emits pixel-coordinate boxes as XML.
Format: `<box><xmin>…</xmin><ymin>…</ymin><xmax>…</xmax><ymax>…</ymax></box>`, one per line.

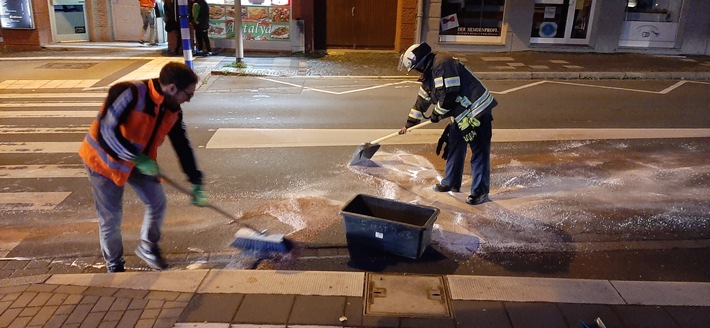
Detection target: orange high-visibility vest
<box><xmin>139</xmin><ymin>0</ymin><xmax>155</xmax><ymax>7</ymax></box>
<box><xmin>79</xmin><ymin>79</ymin><xmax>180</xmax><ymax>186</ymax></box>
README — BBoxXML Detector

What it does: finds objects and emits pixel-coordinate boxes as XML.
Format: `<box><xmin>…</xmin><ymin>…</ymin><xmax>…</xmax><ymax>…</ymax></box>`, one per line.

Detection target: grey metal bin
<box><xmin>340</xmin><ymin>194</ymin><xmax>440</xmax><ymax>259</ymax></box>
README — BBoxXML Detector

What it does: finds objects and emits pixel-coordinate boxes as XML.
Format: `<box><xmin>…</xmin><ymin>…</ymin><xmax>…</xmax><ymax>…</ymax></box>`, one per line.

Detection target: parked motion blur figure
<box><xmin>398</xmin><ymin>42</ymin><xmax>497</xmax><ymax>205</ymax></box>
<box><xmin>79</xmin><ymin>62</ymin><xmax>208</xmax><ymax>273</ymax></box>
<box><xmin>139</xmin><ymin>0</ymin><xmax>158</xmax><ymax>45</ymax></box>
<box><xmin>191</xmin><ymin>0</ymin><xmax>213</xmax><ymax>55</ymax></box>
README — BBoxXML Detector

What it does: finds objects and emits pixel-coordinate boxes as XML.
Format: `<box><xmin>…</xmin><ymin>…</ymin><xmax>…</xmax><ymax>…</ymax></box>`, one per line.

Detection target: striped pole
<box><xmin>177</xmin><ymin>0</ymin><xmax>194</xmax><ymax>69</ymax></box>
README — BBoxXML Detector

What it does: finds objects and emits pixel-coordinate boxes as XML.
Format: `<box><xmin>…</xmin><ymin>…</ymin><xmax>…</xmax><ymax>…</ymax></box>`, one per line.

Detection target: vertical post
<box><xmin>234</xmin><ymin>0</ymin><xmax>244</xmax><ymax>62</ymax></box>
<box><xmin>177</xmin><ymin>0</ymin><xmax>194</xmax><ymax>69</ymax></box>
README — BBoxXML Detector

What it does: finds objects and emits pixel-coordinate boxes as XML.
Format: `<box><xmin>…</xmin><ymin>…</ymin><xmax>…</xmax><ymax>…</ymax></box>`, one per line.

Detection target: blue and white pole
<box><xmin>177</xmin><ymin>0</ymin><xmax>194</xmax><ymax>69</ymax></box>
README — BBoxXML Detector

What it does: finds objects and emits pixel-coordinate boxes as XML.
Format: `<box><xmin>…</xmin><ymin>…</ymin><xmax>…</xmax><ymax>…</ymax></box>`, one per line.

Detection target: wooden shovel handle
<box><xmin>369</xmin><ymin>120</ymin><xmax>434</xmax><ymax>145</ymax></box>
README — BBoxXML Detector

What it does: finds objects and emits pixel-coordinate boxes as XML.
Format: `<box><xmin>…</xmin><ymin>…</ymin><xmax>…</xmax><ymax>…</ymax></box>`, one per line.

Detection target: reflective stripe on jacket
<box><xmin>405</xmin><ymin>54</ymin><xmax>497</xmax><ymax>128</ymax></box>
<box><xmin>79</xmin><ymin>79</ymin><xmax>178</xmax><ymax>186</ymax></box>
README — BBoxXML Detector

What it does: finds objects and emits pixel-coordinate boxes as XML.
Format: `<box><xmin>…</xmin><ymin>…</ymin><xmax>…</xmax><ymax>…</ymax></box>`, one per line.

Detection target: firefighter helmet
<box><xmin>398</xmin><ymin>42</ymin><xmax>432</xmax><ymax>72</ymax></box>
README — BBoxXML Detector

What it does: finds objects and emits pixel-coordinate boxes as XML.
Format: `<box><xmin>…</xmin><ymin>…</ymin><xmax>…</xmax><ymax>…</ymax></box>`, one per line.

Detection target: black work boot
<box><xmin>433</xmin><ymin>183</ymin><xmax>460</xmax><ymax>193</ymax></box>
<box><xmin>466</xmin><ymin>194</ymin><xmax>490</xmax><ymax>205</ymax></box>
<box><xmin>107</xmin><ymin>263</ymin><xmax>125</xmax><ymax>273</ymax></box>
<box><xmin>135</xmin><ymin>244</ymin><xmax>168</xmax><ymax>270</ymax></box>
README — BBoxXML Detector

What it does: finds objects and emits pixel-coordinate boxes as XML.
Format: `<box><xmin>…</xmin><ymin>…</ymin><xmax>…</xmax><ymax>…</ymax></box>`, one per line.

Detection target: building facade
<box><xmin>1</xmin><ymin>0</ymin><xmax>708</xmax><ymax>55</ymax></box>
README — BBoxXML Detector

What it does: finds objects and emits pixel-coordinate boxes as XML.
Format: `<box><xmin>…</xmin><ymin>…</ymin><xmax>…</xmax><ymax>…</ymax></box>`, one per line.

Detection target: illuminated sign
<box><xmin>0</xmin><ymin>0</ymin><xmax>35</xmax><ymax>29</ymax></box>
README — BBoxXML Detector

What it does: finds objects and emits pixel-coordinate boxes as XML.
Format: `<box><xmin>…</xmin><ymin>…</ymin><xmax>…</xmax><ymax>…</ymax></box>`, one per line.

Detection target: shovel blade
<box><xmin>349</xmin><ymin>143</ymin><xmax>381</xmax><ymax>166</ymax></box>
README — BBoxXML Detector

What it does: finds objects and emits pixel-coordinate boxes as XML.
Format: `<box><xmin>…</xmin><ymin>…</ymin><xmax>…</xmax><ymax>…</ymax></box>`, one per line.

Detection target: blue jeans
<box><xmin>86</xmin><ymin>167</ymin><xmax>166</xmax><ymax>268</ymax></box>
<box><xmin>441</xmin><ymin>112</ymin><xmax>493</xmax><ymax>196</ymax></box>
<box><xmin>139</xmin><ymin>7</ymin><xmax>157</xmax><ymax>43</ymax></box>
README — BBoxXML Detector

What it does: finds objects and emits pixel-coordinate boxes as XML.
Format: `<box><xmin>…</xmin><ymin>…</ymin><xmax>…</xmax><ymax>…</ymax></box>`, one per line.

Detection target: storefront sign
<box><xmin>439</xmin><ymin>0</ymin><xmax>506</xmax><ymax>43</ymax></box>
<box><xmin>0</xmin><ymin>0</ymin><xmax>35</xmax><ymax>29</ymax></box>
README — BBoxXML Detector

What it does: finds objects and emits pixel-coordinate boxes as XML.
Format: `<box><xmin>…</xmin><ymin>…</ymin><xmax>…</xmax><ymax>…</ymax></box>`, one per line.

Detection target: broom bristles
<box><xmin>230</xmin><ymin>228</ymin><xmax>291</xmax><ymax>253</ymax></box>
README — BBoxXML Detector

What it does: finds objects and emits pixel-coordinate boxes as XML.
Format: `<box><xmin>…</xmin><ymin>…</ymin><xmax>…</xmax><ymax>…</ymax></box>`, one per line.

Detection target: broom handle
<box><xmin>160</xmin><ymin>174</ymin><xmax>259</xmax><ymax>230</ymax></box>
<box><xmin>369</xmin><ymin>120</ymin><xmax>434</xmax><ymax>145</ymax></box>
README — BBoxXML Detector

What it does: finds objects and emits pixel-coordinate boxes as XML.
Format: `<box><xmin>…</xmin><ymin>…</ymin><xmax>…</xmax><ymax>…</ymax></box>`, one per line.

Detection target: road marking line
<box><xmin>494</xmin><ymin>80</ymin><xmax>547</xmax><ymax>94</ymax></box>
<box><xmin>0</xmin><ymin>56</ymin><xmax>158</xmax><ymax>61</ymax></box>
<box><xmin>549</xmin><ymin>80</ymin><xmax>661</xmax><ymax>94</ymax></box>
<box><xmin>658</xmin><ymin>80</ymin><xmax>688</xmax><ymax>94</ymax></box>
<box><xmin>0</xmin><ymin>126</ymin><xmax>89</xmax><ymax>133</ymax></box>
<box><xmin>0</xmin><ymin>93</ymin><xmax>106</xmax><ymax>98</ymax></box>
<box><xmin>0</xmin><ymin>103</ymin><xmax>102</xmax><ymax>108</ymax></box>
<box><xmin>0</xmin><ymin>79</ymin><xmax>101</xmax><ymax>89</ymax></box>
<box><xmin>0</xmin><ymin>192</ymin><xmax>71</xmax><ymax>211</ymax></box>
<box><xmin>206</xmin><ymin>128</ymin><xmax>710</xmax><ymax>149</ymax></box>
<box><xmin>0</xmin><ymin>165</ymin><xmax>86</xmax><ymax>178</ymax></box>
<box><xmin>0</xmin><ymin>111</ymin><xmax>97</xmax><ymax>118</ymax></box>
<box><xmin>0</xmin><ymin>142</ymin><xmax>82</xmax><ymax>153</ymax></box>
<box><xmin>259</xmin><ymin>77</ymin><xmax>414</xmax><ymax>95</ymax></box>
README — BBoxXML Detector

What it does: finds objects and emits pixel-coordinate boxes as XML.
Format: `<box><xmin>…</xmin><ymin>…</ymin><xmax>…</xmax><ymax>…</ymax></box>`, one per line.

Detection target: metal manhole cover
<box><xmin>38</xmin><ymin>62</ymin><xmax>98</xmax><ymax>70</ymax></box>
<box><xmin>365</xmin><ymin>272</ymin><xmax>452</xmax><ymax>318</ymax></box>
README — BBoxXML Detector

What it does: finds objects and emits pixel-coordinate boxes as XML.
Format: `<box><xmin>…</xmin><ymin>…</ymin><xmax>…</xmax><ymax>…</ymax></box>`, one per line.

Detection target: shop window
<box><xmin>530</xmin><ymin>0</ymin><xmax>596</xmax><ymax>45</ymax></box>
<box><xmin>625</xmin><ymin>0</ymin><xmax>682</xmax><ymax>22</ymax></box>
<box><xmin>439</xmin><ymin>0</ymin><xmax>507</xmax><ymax>44</ymax></box>
<box><xmin>620</xmin><ymin>0</ymin><xmax>683</xmax><ymax>48</ymax></box>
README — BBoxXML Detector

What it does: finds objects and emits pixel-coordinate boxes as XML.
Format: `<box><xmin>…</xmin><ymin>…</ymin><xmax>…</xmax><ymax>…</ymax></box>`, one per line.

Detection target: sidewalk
<box><xmin>4</xmin><ymin>42</ymin><xmax>710</xmax><ymax>80</ymax></box>
<box><xmin>1</xmin><ymin>269</ymin><xmax>709</xmax><ymax>328</ymax></box>
<box><xmin>213</xmin><ymin>49</ymin><xmax>710</xmax><ymax>80</ymax></box>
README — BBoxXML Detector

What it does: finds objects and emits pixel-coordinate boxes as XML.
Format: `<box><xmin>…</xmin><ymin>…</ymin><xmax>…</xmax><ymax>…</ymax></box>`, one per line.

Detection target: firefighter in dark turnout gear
<box><xmin>398</xmin><ymin>42</ymin><xmax>497</xmax><ymax>205</ymax></box>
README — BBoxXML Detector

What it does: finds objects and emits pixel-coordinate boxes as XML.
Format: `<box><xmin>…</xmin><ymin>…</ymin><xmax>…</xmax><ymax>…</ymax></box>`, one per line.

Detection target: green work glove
<box><xmin>134</xmin><ymin>154</ymin><xmax>160</xmax><ymax>176</ymax></box>
<box><xmin>191</xmin><ymin>184</ymin><xmax>208</xmax><ymax>207</ymax></box>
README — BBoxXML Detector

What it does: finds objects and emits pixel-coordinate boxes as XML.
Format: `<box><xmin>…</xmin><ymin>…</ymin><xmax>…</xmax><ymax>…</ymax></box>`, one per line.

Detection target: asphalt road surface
<box><xmin>1</xmin><ymin>65</ymin><xmax>709</xmax><ymax>281</ymax></box>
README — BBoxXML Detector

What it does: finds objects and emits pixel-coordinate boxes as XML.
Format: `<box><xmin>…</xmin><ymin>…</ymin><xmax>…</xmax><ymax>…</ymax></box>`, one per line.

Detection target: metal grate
<box><xmin>364</xmin><ymin>272</ymin><xmax>452</xmax><ymax>317</ymax></box>
<box><xmin>37</xmin><ymin>62</ymin><xmax>98</xmax><ymax>70</ymax></box>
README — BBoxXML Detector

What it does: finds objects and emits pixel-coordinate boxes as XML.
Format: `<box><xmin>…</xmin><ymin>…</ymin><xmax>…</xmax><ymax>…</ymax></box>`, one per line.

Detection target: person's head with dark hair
<box><xmin>160</xmin><ymin>62</ymin><xmax>198</xmax><ymax>90</ymax></box>
<box><xmin>159</xmin><ymin>62</ymin><xmax>199</xmax><ymax>109</ymax></box>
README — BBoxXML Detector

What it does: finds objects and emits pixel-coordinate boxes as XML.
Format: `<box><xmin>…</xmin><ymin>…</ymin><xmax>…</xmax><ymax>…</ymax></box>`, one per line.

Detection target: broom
<box><xmin>160</xmin><ymin>174</ymin><xmax>291</xmax><ymax>253</ymax></box>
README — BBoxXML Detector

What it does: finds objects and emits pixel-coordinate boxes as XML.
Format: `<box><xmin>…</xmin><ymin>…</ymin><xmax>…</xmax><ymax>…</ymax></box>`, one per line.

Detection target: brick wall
<box><xmin>0</xmin><ymin>0</ymin><xmax>52</xmax><ymax>50</ymax></box>
<box><xmin>396</xmin><ymin>0</ymin><xmax>417</xmax><ymax>52</ymax></box>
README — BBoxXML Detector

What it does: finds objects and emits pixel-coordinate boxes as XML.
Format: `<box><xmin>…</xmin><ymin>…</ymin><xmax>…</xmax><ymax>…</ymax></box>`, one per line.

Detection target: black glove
<box><xmin>435</xmin><ymin>124</ymin><xmax>451</xmax><ymax>160</ymax></box>
<box><xmin>431</xmin><ymin>115</ymin><xmax>441</xmax><ymax>123</ymax></box>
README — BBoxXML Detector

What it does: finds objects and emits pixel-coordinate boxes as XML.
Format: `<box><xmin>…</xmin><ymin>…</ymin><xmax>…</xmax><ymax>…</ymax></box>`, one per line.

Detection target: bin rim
<box><xmin>338</xmin><ymin>208</ymin><xmax>440</xmax><ymax>229</ymax></box>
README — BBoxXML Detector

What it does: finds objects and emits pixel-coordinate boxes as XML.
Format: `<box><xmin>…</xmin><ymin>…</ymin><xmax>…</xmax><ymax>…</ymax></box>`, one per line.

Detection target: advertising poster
<box><xmin>242</xmin><ymin>2</ymin><xmax>290</xmax><ymax>41</ymax></box>
<box><xmin>207</xmin><ymin>4</ymin><xmax>235</xmax><ymax>39</ymax></box>
<box><xmin>206</xmin><ymin>0</ymin><xmax>289</xmax><ymax>41</ymax></box>
<box><xmin>0</xmin><ymin>0</ymin><xmax>35</xmax><ymax>29</ymax></box>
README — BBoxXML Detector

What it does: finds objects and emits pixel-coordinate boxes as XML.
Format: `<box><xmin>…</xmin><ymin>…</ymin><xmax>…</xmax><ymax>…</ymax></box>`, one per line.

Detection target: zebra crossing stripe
<box><xmin>0</xmin><ymin>111</ymin><xmax>97</xmax><ymax>118</ymax></box>
<box><xmin>0</xmin><ymin>192</ymin><xmax>72</xmax><ymax>210</ymax></box>
<box><xmin>0</xmin><ymin>93</ymin><xmax>106</xmax><ymax>99</ymax></box>
<box><xmin>0</xmin><ymin>79</ymin><xmax>101</xmax><ymax>89</ymax></box>
<box><xmin>0</xmin><ymin>103</ymin><xmax>102</xmax><ymax>108</ymax></box>
<box><xmin>0</xmin><ymin>165</ymin><xmax>86</xmax><ymax>178</ymax></box>
<box><xmin>0</xmin><ymin>126</ymin><xmax>88</xmax><ymax>134</ymax></box>
<box><xmin>0</xmin><ymin>142</ymin><xmax>82</xmax><ymax>153</ymax></box>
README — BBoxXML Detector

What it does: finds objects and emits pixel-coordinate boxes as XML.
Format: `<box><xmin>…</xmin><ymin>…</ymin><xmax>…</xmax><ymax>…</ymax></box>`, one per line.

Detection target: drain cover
<box><xmin>364</xmin><ymin>273</ymin><xmax>452</xmax><ymax>317</ymax></box>
<box><xmin>38</xmin><ymin>62</ymin><xmax>98</xmax><ymax>70</ymax></box>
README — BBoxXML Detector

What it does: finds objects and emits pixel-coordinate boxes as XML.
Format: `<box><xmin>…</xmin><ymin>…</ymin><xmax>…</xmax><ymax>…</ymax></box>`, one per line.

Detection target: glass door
<box><xmin>530</xmin><ymin>0</ymin><xmax>595</xmax><ymax>45</ymax></box>
<box><xmin>49</xmin><ymin>0</ymin><xmax>89</xmax><ymax>42</ymax></box>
